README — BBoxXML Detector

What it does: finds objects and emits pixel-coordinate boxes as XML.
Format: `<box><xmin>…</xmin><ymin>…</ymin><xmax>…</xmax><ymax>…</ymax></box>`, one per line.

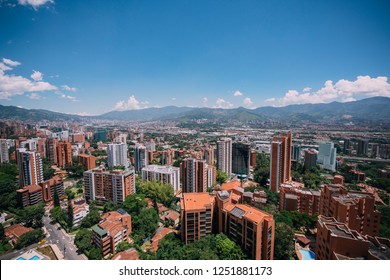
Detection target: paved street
<box><xmin>0</xmin><ymin>243</ymin><xmax>37</xmax><ymax>260</ymax></box>
<box><xmin>42</xmin><ymin>211</ymin><xmax>87</xmax><ymax>260</ymax></box>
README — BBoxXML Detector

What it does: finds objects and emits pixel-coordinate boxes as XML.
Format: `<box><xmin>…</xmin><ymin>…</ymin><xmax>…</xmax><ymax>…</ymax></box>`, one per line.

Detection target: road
<box><xmin>341</xmin><ymin>156</ymin><xmax>390</xmax><ymax>163</ymax></box>
<box><xmin>0</xmin><ymin>243</ymin><xmax>37</xmax><ymax>260</ymax></box>
<box><xmin>42</xmin><ymin>211</ymin><xmax>87</xmax><ymax>260</ymax></box>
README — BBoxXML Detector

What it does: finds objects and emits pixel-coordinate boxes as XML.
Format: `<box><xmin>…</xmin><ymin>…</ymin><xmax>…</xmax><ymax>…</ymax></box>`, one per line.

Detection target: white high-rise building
<box><xmin>217</xmin><ymin>138</ymin><xmax>232</xmax><ymax>177</ymax></box>
<box><xmin>16</xmin><ymin>148</ymin><xmax>43</xmax><ymax>188</ymax></box>
<box><xmin>134</xmin><ymin>144</ymin><xmax>148</xmax><ymax>173</ymax></box>
<box><xmin>0</xmin><ymin>139</ymin><xmax>9</xmax><ymax>163</ymax></box>
<box><xmin>145</xmin><ymin>140</ymin><xmax>156</xmax><ymax>152</ymax></box>
<box><xmin>142</xmin><ymin>165</ymin><xmax>180</xmax><ymax>192</ymax></box>
<box><xmin>107</xmin><ymin>143</ymin><xmax>129</xmax><ymax>168</ymax></box>
<box><xmin>317</xmin><ymin>142</ymin><xmax>337</xmax><ymax>172</ymax></box>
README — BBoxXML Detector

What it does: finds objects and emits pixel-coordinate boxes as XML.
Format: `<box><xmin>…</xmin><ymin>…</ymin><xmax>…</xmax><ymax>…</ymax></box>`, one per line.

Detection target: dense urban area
<box><xmin>0</xmin><ymin>117</ymin><xmax>389</xmax><ymax>261</ymax></box>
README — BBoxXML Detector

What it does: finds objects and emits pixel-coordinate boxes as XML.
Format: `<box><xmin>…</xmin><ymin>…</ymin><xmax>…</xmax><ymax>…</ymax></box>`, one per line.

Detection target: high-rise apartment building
<box><xmin>319</xmin><ymin>184</ymin><xmax>381</xmax><ymax>236</ymax></box>
<box><xmin>77</xmin><ymin>154</ymin><xmax>96</xmax><ymax>170</ymax></box>
<box><xmin>291</xmin><ymin>144</ymin><xmax>301</xmax><ymax>163</ymax></box>
<box><xmin>371</xmin><ymin>143</ymin><xmax>390</xmax><ymax>159</ymax></box>
<box><xmin>180</xmin><ymin>192</ymin><xmax>214</xmax><ymax>244</ymax></box>
<box><xmin>92</xmin><ymin>209</ymin><xmax>132</xmax><ymax>257</ymax></box>
<box><xmin>357</xmin><ymin>139</ymin><xmax>369</xmax><ymax>156</ymax></box>
<box><xmin>315</xmin><ymin>216</ymin><xmax>390</xmax><ymax>260</ymax></box>
<box><xmin>304</xmin><ymin>149</ymin><xmax>317</xmax><ymax>171</ymax></box>
<box><xmin>217</xmin><ymin>138</ymin><xmax>232</xmax><ymax>177</ymax></box>
<box><xmin>250</xmin><ymin>150</ymin><xmax>257</xmax><ymax>168</ymax></box>
<box><xmin>343</xmin><ymin>139</ymin><xmax>352</xmax><ymax>155</ymax></box>
<box><xmin>46</xmin><ymin>138</ymin><xmax>58</xmax><ymax>164</ymax></box>
<box><xmin>279</xmin><ymin>183</ymin><xmax>320</xmax><ymax>215</ymax></box>
<box><xmin>207</xmin><ymin>165</ymin><xmax>217</xmax><ymax>188</ymax></box>
<box><xmin>269</xmin><ymin>132</ymin><xmax>292</xmax><ymax>193</ymax></box>
<box><xmin>180</xmin><ymin>158</ymin><xmax>207</xmax><ymax>193</ymax></box>
<box><xmin>134</xmin><ymin>144</ymin><xmax>148</xmax><ymax>173</ymax></box>
<box><xmin>57</xmin><ymin>141</ymin><xmax>72</xmax><ymax>168</ymax></box>
<box><xmin>202</xmin><ymin>145</ymin><xmax>216</xmax><ymax>165</ymax></box>
<box><xmin>83</xmin><ymin>167</ymin><xmax>136</xmax><ymax>204</ymax></box>
<box><xmin>16</xmin><ymin>148</ymin><xmax>43</xmax><ymax>188</ymax></box>
<box><xmin>317</xmin><ymin>142</ymin><xmax>337</xmax><ymax>172</ymax></box>
<box><xmin>160</xmin><ymin>149</ymin><xmax>174</xmax><ymax>165</ymax></box>
<box><xmin>142</xmin><ymin>165</ymin><xmax>180</xmax><ymax>192</ymax></box>
<box><xmin>215</xmin><ymin>191</ymin><xmax>275</xmax><ymax>260</ymax></box>
<box><xmin>145</xmin><ymin>140</ymin><xmax>156</xmax><ymax>152</ymax></box>
<box><xmin>107</xmin><ymin>143</ymin><xmax>129</xmax><ymax>168</ymax></box>
<box><xmin>0</xmin><ymin>139</ymin><xmax>9</xmax><ymax>163</ymax></box>
<box><xmin>232</xmin><ymin>142</ymin><xmax>250</xmax><ymax>176</ymax></box>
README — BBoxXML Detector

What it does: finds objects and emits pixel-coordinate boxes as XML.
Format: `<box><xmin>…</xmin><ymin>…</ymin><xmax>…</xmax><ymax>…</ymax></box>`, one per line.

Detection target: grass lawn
<box><xmin>37</xmin><ymin>245</ymin><xmax>57</xmax><ymax>260</ymax></box>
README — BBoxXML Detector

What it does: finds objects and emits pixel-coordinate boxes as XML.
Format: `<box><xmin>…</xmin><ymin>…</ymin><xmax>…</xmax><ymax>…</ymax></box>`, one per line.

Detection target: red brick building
<box><xmin>279</xmin><ymin>183</ymin><xmax>320</xmax><ymax>215</ymax></box>
<box><xmin>77</xmin><ymin>154</ymin><xmax>96</xmax><ymax>170</ymax></box>
<box><xmin>57</xmin><ymin>141</ymin><xmax>72</xmax><ymax>168</ymax></box>
<box><xmin>269</xmin><ymin>132</ymin><xmax>292</xmax><ymax>193</ymax></box>
<box><xmin>315</xmin><ymin>216</ymin><xmax>390</xmax><ymax>260</ymax></box>
<box><xmin>92</xmin><ymin>209</ymin><xmax>132</xmax><ymax>257</ymax></box>
<box><xmin>319</xmin><ymin>184</ymin><xmax>381</xmax><ymax>236</ymax></box>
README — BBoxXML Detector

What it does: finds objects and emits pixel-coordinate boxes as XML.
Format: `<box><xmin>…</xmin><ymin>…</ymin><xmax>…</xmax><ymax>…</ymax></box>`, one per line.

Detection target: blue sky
<box><xmin>1</xmin><ymin>0</ymin><xmax>390</xmax><ymax>115</ymax></box>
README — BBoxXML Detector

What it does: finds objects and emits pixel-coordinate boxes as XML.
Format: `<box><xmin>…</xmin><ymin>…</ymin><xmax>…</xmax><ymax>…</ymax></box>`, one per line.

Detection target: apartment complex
<box><xmin>315</xmin><ymin>216</ymin><xmax>390</xmax><ymax>260</ymax></box>
<box><xmin>304</xmin><ymin>149</ymin><xmax>317</xmax><ymax>171</ymax></box>
<box><xmin>46</xmin><ymin>138</ymin><xmax>58</xmax><ymax>164</ymax></box>
<box><xmin>92</xmin><ymin>209</ymin><xmax>132</xmax><ymax>257</ymax></box>
<box><xmin>319</xmin><ymin>184</ymin><xmax>381</xmax><ymax>236</ymax></box>
<box><xmin>57</xmin><ymin>141</ymin><xmax>72</xmax><ymax>168</ymax></box>
<box><xmin>279</xmin><ymin>182</ymin><xmax>320</xmax><ymax>215</ymax></box>
<box><xmin>215</xmin><ymin>191</ymin><xmax>275</xmax><ymax>260</ymax></box>
<box><xmin>83</xmin><ymin>167</ymin><xmax>136</xmax><ymax>204</ymax></box>
<box><xmin>107</xmin><ymin>142</ymin><xmax>129</xmax><ymax>168</ymax></box>
<box><xmin>180</xmin><ymin>192</ymin><xmax>214</xmax><ymax>244</ymax></box>
<box><xmin>16</xmin><ymin>176</ymin><xmax>65</xmax><ymax>207</ymax></box>
<box><xmin>142</xmin><ymin>164</ymin><xmax>180</xmax><ymax>192</ymax></box>
<box><xmin>0</xmin><ymin>139</ymin><xmax>9</xmax><ymax>163</ymax></box>
<box><xmin>77</xmin><ymin>154</ymin><xmax>96</xmax><ymax>170</ymax></box>
<box><xmin>134</xmin><ymin>144</ymin><xmax>148</xmax><ymax>173</ymax></box>
<box><xmin>232</xmin><ymin>142</ymin><xmax>251</xmax><ymax>176</ymax></box>
<box><xmin>217</xmin><ymin>138</ymin><xmax>232</xmax><ymax>177</ymax></box>
<box><xmin>180</xmin><ymin>158</ymin><xmax>208</xmax><ymax>193</ymax></box>
<box><xmin>317</xmin><ymin>142</ymin><xmax>336</xmax><ymax>172</ymax></box>
<box><xmin>269</xmin><ymin>132</ymin><xmax>292</xmax><ymax>193</ymax></box>
<box><xmin>16</xmin><ymin>148</ymin><xmax>43</xmax><ymax>188</ymax></box>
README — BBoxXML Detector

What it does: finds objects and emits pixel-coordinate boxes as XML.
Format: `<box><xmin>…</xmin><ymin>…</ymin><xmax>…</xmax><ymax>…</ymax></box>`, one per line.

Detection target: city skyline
<box><xmin>1</xmin><ymin>0</ymin><xmax>390</xmax><ymax>115</ymax></box>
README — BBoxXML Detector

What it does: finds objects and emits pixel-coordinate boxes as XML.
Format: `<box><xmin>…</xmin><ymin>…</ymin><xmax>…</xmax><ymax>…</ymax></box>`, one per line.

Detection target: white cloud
<box><xmin>267</xmin><ymin>76</ymin><xmax>390</xmax><ymax>106</ymax></box>
<box><xmin>265</xmin><ymin>97</ymin><xmax>276</xmax><ymax>102</ymax></box>
<box><xmin>60</xmin><ymin>93</ymin><xmax>78</xmax><ymax>102</ymax></box>
<box><xmin>114</xmin><ymin>95</ymin><xmax>149</xmax><ymax>111</ymax></box>
<box><xmin>0</xmin><ymin>59</ymin><xmax>57</xmax><ymax>100</ymax></box>
<box><xmin>243</xmin><ymin>97</ymin><xmax>255</xmax><ymax>108</ymax></box>
<box><xmin>18</xmin><ymin>0</ymin><xmax>53</xmax><ymax>9</ymax></box>
<box><xmin>233</xmin><ymin>90</ymin><xmax>243</xmax><ymax>97</ymax></box>
<box><xmin>3</xmin><ymin>58</ymin><xmax>21</xmax><ymax>67</ymax></box>
<box><xmin>31</xmin><ymin>70</ymin><xmax>43</xmax><ymax>81</ymax></box>
<box><xmin>214</xmin><ymin>98</ymin><xmax>234</xmax><ymax>109</ymax></box>
<box><xmin>171</xmin><ymin>97</ymin><xmax>176</xmax><ymax>101</ymax></box>
<box><xmin>61</xmin><ymin>85</ymin><xmax>77</xmax><ymax>92</ymax></box>
<box><xmin>303</xmin><ymin>87</ymin><xmax>311</xmax><ymax>92</ymax></box>
<box><xmin>28</xmin><ymin>93</ymin><xmax>41</xmax><ymax>100</ymax></box>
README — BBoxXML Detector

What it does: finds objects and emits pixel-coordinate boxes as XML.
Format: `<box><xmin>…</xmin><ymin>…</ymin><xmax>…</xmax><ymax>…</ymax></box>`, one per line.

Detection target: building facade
<box><xmin>269</xmin><ymin>132</ymin><xmax>292</xmax><ymax>193</ymax></box>
<box><xmin>107</xmin><ymin>143</ymin><xmax>129</xmax><ymax>168</ymax></box>
<box><xmin>232</xmin><ymin>142</ymin><xmax>251</xmax><ymax>176</ymax></box>
<box><xmin>16</xmin><ymin>148</ymin><xmax>43</xmax><ymax>188</ymax></box>
<box><xmin>84</xmin><ymin>167</ymin><xmax>136</xmax><ymax>204</ymax></box>
<box><xmin>142</xmin><ymin>164</ymin><xmax>180</xmax><ymax>192</ymax></box>
<box><xmin>317</xmin><ymin>142</ymin><xmax>336</xmax><ymax>172</ymax></box>
<box><xmin>134</xmin><ymin>144</ymin><xmax>148</xmax><ymax>173</ymax></box>
<box><xmin>180</xmin><ymin>158</ymin><xmax>208</xmax><ymax>193</ymax></box>
<box><xmin>217</xmin><ymin>138</ymin><xmax>232</xmax><ymax>177</ymax></box>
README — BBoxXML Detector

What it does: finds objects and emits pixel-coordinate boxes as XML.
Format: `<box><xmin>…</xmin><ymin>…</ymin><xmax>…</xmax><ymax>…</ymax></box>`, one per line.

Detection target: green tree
<box><xmin>0</xmin><ymin>223</ymin><xmax>4</xmax><ymax>240</ymax></box>
<box><xmin>274</xmin><ymin>223</ymin><xmax>295</xmax><ymax>260</ymax></box>
<box><xmin>122</xmin><ymin>194</ymin><xmax>147</xmax><ymax>216</ymax></box>
<box><xmin>75</xmin><ymin>228</ymin><xmax>93</xmax><ymax>252</ymax></box>
<box><xmin>53</xmin><ymin>189</ymin><xmax>60</xmax><ymax>207</ymax></box>
<box><xmin>132</xmin><ymin>208</ymin><xmax>159</xmax><ymax>244</ymax></box>
<box><xmin>80</xmin><ymin>205</ymin><xmax>101</xmax><ymax>228</ymax></box>
<box><xmin>88</xmin><ymin>245</ymin><xmax>103</xmax><ymax>260</ymax></box>
<box><xmin>117</xmin><ymin>241</ymin><xmax>132</xmax><ymax>252</ymax></box>
<box><xmin>15</xmin><ymin>203</ymin><xmax>45</xmax><ymax>228</ymax></box>
<box><xmin>67</xmin><ymin>202</ymin><xmax>74</xmax><ymax>228</ymax></box>
<box><xmin>15</xmin><ymin>228</ymin><xmax>45</xmax><ymax>249</ymax></box>
<box><xmin>215</xmin><ymin>233</ymin><xmax>246</xmax><ymax>260</ymax></box>
<box><xmin>216</xmin><ymin>171</ymin><xmax>228</xmax><ymax>185</ymax></box>
<box><xmin>50</xmin><ymin>206</ymin><xmax>65</xmax><ymax>223</ymax></box>
<box><xmin>42</xmin><ymin>158</ymin><xmax>55</xmax><ymax>181</ymax></box>
<box><xmin>103</xmin><ymin>200</ymin><xmax>117</xmax><ymax>213</ymax></box>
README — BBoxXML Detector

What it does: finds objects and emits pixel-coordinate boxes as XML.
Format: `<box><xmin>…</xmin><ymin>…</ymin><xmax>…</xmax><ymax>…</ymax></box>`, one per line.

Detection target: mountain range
<box><xmin>1</xmin><ymin>97</ymin><xmax>390</xmax><ymax>123</ymax></box>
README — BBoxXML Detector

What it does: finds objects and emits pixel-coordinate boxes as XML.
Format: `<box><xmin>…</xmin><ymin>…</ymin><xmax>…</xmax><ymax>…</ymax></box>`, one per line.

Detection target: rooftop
<box><xmin>112</xmin><ymin>248</ymin><xmax>140</xmax><ymax>260</ymax></box>
<box><xmin>181</xmin><ymin>192</ymin><xmax>214</xmax><ymax>211</ymax></box>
